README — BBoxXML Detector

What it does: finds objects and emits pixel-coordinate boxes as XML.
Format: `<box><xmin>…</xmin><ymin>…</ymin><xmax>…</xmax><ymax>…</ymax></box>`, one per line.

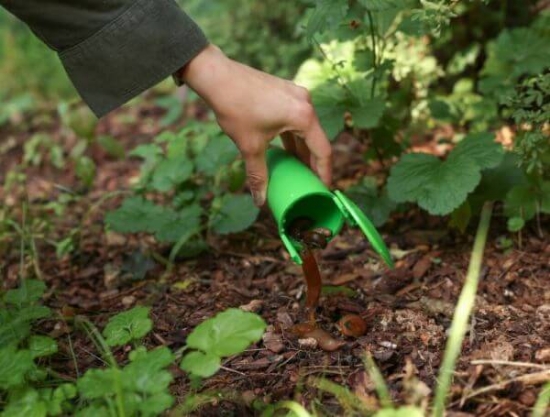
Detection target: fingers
<box><xmin>305</xmin><ymin>120</ymin><xmax>332</xmax><ymax>187</ymax></box>
<box><xmin>242</xmin><ymin>147</ymin><xmax>268</xmax><ymax>207</ymax></box>
<box><xmin>281</xmin><ymin>131</ymin><xmax>297</xmax><ymax>155</ymax></box>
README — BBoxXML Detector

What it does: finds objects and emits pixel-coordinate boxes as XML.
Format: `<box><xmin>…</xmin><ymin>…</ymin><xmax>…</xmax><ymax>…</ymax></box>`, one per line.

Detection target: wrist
<box><xmin>174</xmin><ymin>44</ymin><xmax>231</xmax><ymax>105</ymax></box>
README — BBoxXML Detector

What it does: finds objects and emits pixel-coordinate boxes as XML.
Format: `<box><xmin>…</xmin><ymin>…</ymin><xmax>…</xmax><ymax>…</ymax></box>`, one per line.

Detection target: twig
<box><xmin>456</xmin><ymin>369</ymin><xmax>550</xmax><ymax>403</ymax></box>
<box><xmin>470</xmin><ymin>360</ymin><xmax>550</xmax><ymax>370</ymax></box>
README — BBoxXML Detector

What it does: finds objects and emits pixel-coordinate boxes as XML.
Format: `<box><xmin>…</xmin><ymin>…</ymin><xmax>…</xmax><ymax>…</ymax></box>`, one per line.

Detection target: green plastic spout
<box><xmin>266</xmin><ymin>147</ymin><xmax>394</xmax><ymax>267</ymax></box>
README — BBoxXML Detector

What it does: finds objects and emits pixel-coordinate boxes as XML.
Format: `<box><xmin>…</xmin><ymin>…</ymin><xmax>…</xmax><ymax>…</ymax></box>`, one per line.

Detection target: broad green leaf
<box><xmin>450</xmin><ymin>132</ymin><xmax>504</xmax><ymax>170</ymax></box>
<box><xmin>150</xmin><ymin>155</ymin><xmax>194</xmax><ymax>192</ymax></box>
<box><xmin>210</xmin><ymin>194</ymin><xmax>259</xmax><ymax>234</ymax></box>
<box><xmin>449</xmin><ymin>201</ymin><xmax>472</xmax><ymax>233</ymax></box>
<box><xmin>154</xmin><ymin>203</ymin><xmax>202</xmax><ymax>243</ymax></box>
<box><xmin>310</xmin><ymin>83</ymin><xmax>347</xmax><ymax>139</ymax></box>
<box><xmin>186</xmin><ymin>308</ymin><xmax>266</xmax><ymax>357</ymax></box>
<box><xmin>105</xmin><ymin>197</ymin><xmax>168</xmax><ymax>234</ymax></box>
<box><xmin>350</xmin><ymin>97</ymin><xmax>385</xmax><ymax>129</ymax></box>
<box><xmin>102</xmin><ymin>306</ymin><xmax>153</xmax><ymax>347</ymax></box>
<box><xmin>387</xmin><ymin>153</ymin><xmax>481</xmax><ymax>215</ymax></box>
<box><xmin>0</xmin><ymin>306</ymin><xmax>51</xmax><ymax>346</ymax></box>
<box><xmin>180</xmin><ymin>351</ymin><xmax>221</xmax><ymax>378</ymax></box>
<box><xmin>4</xmin><ymin>280</ymin><xmax>46</xmax><ymax>305</ymax></box>
<box><xmin>195</xmin><ymin>135</ymin><xmax>239</xmax><ymax>177</ymax></box>
<box><xmin>1</xmin><ymin>388</ymin><xmax>47</xmax><ymax>417</ymax></box>
<box><xmin>28</xmin><ymin>336</ymin><xmax>58</xmax><ymax>358</ymax></box>
<box><xmin>138</xmin><ymin>393</ymin><xmax>175</xmax><ymax>417</ymax></box>
<box><xmin>306</xmin><ymin>0</ymin><xmax>349</xmax><ymax>40</ymax></box>
<box><xmin>0</xmin><ymin>345</ymin><xmax>34</xmax><ymax>389</ymax></box>
<box><xmin>97</xmin><ymin>135</ymin><xmax>125</xmax><ymax>159</ymax></box>
<box><xmin>77</xmin><ymin>368</ymin><xmax>120</xmax><ymax>399</ymax></box>
<box><xmin>48</xmin><ymin>384</ymin><xmax>77</xmax><ymax>415</ymax></box>
<box><xmin>123</xmin><ymin>347</ymin><xmax>174</xmax><ymax>394</ymax></box>
<box><xmin>358</xmin><ymin>0</ymin><xmax>400</xmax><ymax>12</ymax></box>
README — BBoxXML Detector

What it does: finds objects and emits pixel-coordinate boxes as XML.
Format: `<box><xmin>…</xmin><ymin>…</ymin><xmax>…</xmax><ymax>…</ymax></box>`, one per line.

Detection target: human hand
<box><xmin>178</xmin><ymin>44</ymin><xmax>332</xmax><ymax>206</ymax></box>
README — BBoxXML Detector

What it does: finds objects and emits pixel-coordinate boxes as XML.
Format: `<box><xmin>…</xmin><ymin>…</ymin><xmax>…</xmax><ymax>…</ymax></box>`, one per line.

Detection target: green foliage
<box><xmin>106</xmin><ymin>122</ymin><xmax>260</xmax><ymax>256</ymax></box>
<box><xmin>180</xmin><ymin>309</ymin><xmax>266</xmax><ymax>378</ymax></box>
<box><xmin>387</xmin><ymin>133</ymin><xmax>504</xmax><ymax>215</ymax></box>
<box><xmin>102</xmin><ymin>306</ymin><xmax>153</xmax><ymax>347</ymax></box>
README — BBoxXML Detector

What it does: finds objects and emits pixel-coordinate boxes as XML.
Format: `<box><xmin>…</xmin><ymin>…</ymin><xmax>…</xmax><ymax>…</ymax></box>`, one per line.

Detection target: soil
<box><xmin>1</xmin><ymin>99</ymin><xmax>549</xmax><ymax>416</ymax></box>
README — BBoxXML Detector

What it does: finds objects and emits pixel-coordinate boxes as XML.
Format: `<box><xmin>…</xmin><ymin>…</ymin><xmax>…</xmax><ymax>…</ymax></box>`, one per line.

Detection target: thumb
<box><xmin>243</xmin><ymin>149</ymin><xmax>269</xmax><ymax>207</ymax></box>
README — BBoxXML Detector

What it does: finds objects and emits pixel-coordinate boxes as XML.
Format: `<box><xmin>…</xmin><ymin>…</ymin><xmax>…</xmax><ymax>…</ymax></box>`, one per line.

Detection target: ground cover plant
<box><xmin>1</xmin><ymin>0</ymin><xmax>549</xmax><ymax>416</ymax></box>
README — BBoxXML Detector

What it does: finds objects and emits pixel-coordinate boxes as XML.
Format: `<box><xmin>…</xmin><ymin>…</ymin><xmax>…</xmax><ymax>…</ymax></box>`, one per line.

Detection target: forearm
<box><xmin>0</xmin><ymin>0</ymin><xmax>208</xmax><ymax>117</ymax></box>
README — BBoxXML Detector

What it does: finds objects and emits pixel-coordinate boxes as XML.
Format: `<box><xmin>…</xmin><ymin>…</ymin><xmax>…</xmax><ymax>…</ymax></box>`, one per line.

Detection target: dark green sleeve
<box><xmin>0</xmin><ymin>0</ymin><xmax>208</xmax><ymax>117</ymax></box>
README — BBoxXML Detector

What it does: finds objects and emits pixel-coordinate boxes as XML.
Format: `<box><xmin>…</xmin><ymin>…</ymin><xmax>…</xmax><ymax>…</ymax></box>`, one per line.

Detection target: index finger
<box><xmin>301</xmin><ymin>116</ymin><xmax>332</xmax><ymax>187</ymax></box>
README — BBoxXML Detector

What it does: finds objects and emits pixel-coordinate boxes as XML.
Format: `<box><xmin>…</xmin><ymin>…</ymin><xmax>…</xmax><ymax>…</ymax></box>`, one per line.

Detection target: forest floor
<box><xmin>1</xmin><ymin>99</ymin><xmax>549</xmax><ymax>416</ymax></box>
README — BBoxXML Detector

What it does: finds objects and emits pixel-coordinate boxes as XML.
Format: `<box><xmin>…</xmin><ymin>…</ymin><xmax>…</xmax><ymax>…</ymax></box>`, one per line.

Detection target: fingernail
<box><xmin>252</xmin><ymin>189</ymin><xmax>266</xmax><ymax>207</ymax></box>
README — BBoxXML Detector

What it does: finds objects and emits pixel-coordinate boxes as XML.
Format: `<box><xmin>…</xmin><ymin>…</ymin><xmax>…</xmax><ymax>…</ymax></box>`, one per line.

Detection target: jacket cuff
<box><xmin>59</xmin><ymin>0</ymin><xmax>208</xmax><ymax>118</ymax></box>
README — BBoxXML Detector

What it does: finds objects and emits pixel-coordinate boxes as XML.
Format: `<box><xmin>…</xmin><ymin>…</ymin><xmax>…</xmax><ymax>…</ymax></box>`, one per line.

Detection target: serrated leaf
<box><xmin>186</xmin><ymin>308</ymin><xmax>266</xmax><ymax>357</ymax></box>
<box><xmin>155</xmin><ymin>203</ymin><xmax>202</xmax><ymax>243</ymax></box>
<box><xmin>450</xmin><ymin>132</ymin><xmax>504</xmax><ymax>170</ymax></box>
<box><xmin>310</xmin><ymin>83</ymin><xmax>347</xmax><ymax>139</ymax></box>
<box><xmin>102</xmin><ymin>306</ymin><xmax>153</xmax><ymax>347</ymax></box>
<box><xmin>387</xmin><ymin>153</ymin><xmax>481</xmax><ymax>215</ymax></box>
<box><xmin>77</xmin><ymin>368</ymin><xmax>120</xmax><ymax>399</ymax></box>
<box><xmin>29</xmin><ymin>336</ymin><xmax>58</xmax><ymax>358</ymax></box>
<box><xmin>180</xmin><ymin>351</ymin><xmax>221</xmax><ymax>378</ymax></box>
<box><xmin>0</xmin><ymin>345</ymin><xmax>34</xmax><ymax>389</ymax></box>
<box><xmin>105</xmin><ymin>197</ymin><xmax>168</xmax><ymax>234</ymax></box>
<box><xmin>195</xmin><ymin>135</ymin><xmax>239</xmax><ymax>176</ymax></box>
<box><xmin>123</xmin><ymin>347</ymin><xmax>174</xmax><ymax>394</ymax></box>
<box><xmin>306</xmin><ymin>0</ymin><xmax>349</xmax><ymax>40</ymax></box>
<box><xmin>210</xmin><ymin>194</ymin><xmax>259</xmax><ymax>234</ymax></box>
<box><xmin>150</xmin><ymin>155</ymin><xmax>194</xmax><ymax>192</ymax></box>
<box><xmin>350</xmin><ymin>97</ymin><xmax>385</xmax><ymax>129</ymax></box>
<box><xmin>4</xmin><ymin>280</ymin><xmax>46</xmax><ymax>305</ymax></box>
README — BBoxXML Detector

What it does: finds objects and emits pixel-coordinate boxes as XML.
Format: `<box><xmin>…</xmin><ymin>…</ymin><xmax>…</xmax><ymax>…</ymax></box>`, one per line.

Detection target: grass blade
<box><xmin>532</xmin><ymin>381</ymin><xmax>550</xmax><ymax>417</ymax></box>
<box><xmin>432</xmin><ymin>202</ymin><xmax>493</xmax><ymax>417</ymax></box>
<box><xmin>364</xmin><ymin>352</ymin><xmax>393</xmax><ymax>408</ymax></box>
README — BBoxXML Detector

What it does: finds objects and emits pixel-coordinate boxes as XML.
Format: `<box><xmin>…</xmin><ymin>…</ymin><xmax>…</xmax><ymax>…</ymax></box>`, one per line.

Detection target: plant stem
<box><xmin>532</xmin><ymin>381</ymin><xmax>550</xmax><ymax>417</ymax></box>
<box><xmin>432</xmin><ymin>202</ymin><xmax>493</xmax><ymax>417</ymax></box>
<box><xmin>364</xmin><ymin>352</ymin><xmax>393</xmax><ymax>408</ymax></box>
<box><xmin>367</xmin><ymin>11</ymin><xmax>378</xmax><ymax>99</ymax></box>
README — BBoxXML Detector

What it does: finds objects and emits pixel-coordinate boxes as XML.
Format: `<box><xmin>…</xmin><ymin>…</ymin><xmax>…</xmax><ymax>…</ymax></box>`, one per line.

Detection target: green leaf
<box><xmin>195</xmin><ymin>134</ymin><xmax>239</xmax><ymax>177</ymax></box>
<box><xmin>105</xmin><ymin>197</ymin><xmax>168</xmax><ymax>234</ymax></box>
<box><xmin>450</xmin><ymin>132</ymin><xmax>504</xmax><ymax>170</ymax></box>
<box><xmin>358</xmin><ymin>0</ymin><xmax>400</xmax><ymax>12</ymax></box>
<box><xmin>0</xmin><ymin>345</ymin><xmax>34</xmax><ymax>389</ymax></box>
<box><xmin>449</xmin><ymin>201</ymin><xmax>472</xmax><ymax>233</ymax></box>
<box><xmin>97</xmin><ymin>135</ymin><xmax>125</xmax><ymax>159</ymax></box>
<box><xmin>0</xmin><ymin>306</ymin><xmax>51</xmax><ymax>346</ymax></box>
<box><xmin>210</xmin><ymin>194</ymin><xmax>259</xmax><ymax>234</ymax></box>
<box><xmin>123</xmin><ymin>347</ymin><xmax>174</xmax><ymax>394</ymax></box>
<box><xmin>150</xmin><ymin>155</ymin><xmax>194</xmax><ymax>192</ymax></box>
<box><xmin>1</xmin><ymin>388</ymin><xmax>48</xmax><ymax>417</ymax></box>
<box><xmin>180</xmin><ymin>351</ymin><xmax>221</xmax><ymax>378</ymax></box>
<box><xmin>504</xmin><ymin>185</ymin><xmax>538</xmax><ymax>221</ymax></box>
<box><xmin>350</xmin><ymin>97</ymin><xmax>385</xmax><ymax>129</ymax></box>
<box><xmin>346</xmin><ymin>178</ymin><xmax>396</xmax><ymax>227</ymax></box>
<box><xmin>306</xmin><ymin>0</ymin><xmax>349</xmax><ymax>40</ymax></box>
<box><xmin>77</xmin><ymin>368</ymin><xmax>120</xmax><ymax>399</ymax></box>
<box><xmin>102</xmin><ymin>306</ymin><xmax>153</xmax><ymax>347</ymax></box>
<box><xmin>75</xmin><ymin>156</ymin><xmax>96</xmax><ymax>188</ymax></box>
<box><xmin>507</xmin><ymin>217</ymin><xmax>525</xmax><ymax>232</ymax></box>
<box><xmin>28</xmin><ymin>336</ymin><xmax>58</xmax><ymax>358</ymax></box>
<box><xmin>387</xmin><ymin>153</ymin><xmax>481</xmax><ymax>215</ymax></box>
<box><xmin>186</xmin><ymin>308</ymin><xmax>266</xmax><ymax>357</ymax></box>
<box><xmin>373</xmin><ymin>406</ymin><xmax>424</xmax><ymax>417</ymax></box>
<box><xmin>155</xmin><ymin>203</ymin><xmax>202</xmax><ymax>243</ymax></box>
<box><xmin>4</xmin><ymin>280</ymin><xmax>46</xmax><ymax>305</ymax></box>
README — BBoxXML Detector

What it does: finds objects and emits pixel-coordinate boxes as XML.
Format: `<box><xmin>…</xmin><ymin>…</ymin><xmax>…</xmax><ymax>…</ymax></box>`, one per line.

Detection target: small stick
<box><xmin>470</xmin><ymin>360</ymin><xmax>550</xmax><ymax>370</ymax></box>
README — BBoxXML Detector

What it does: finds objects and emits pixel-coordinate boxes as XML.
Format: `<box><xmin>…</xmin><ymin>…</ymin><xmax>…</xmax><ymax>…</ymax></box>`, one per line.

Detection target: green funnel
<box><xmin>266</xmin><ymin>147</ymin><xmax>393</xmax><ymax>267</ymax></box>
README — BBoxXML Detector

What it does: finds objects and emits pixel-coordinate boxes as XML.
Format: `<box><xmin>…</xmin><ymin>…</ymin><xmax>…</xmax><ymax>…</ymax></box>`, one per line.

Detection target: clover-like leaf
<box><xmin>210</xmin><ymin>194</ymin><xmax>259</xmax><ymax>234</ymax></box>
<box><xmin>155</xmin><ymin>204</ymin><xmax>202</xmax><ymax>243</ymax></box>
<box><xmin>186</xmin><ymin>309</ymin><xmax>266</xmax><ymax>357</ymax></box>
<box><xmin>123</xmin><ymin>347</ymin><xmax>174</xmax><ymax>394</ymax></box>
<box><xmin>102</xmin><ymin>306</ymin><xmax>153</xmax><ymax>347</ymax></box>
<box><xmin>195</xmin><ymin>134</ymin><xmax>239</xmax><ymax>177</ymax></box>
<box><xmin>180</xmin><ymin>351</ymin><xmax>221</xmax><ymax>378</ymax></box>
